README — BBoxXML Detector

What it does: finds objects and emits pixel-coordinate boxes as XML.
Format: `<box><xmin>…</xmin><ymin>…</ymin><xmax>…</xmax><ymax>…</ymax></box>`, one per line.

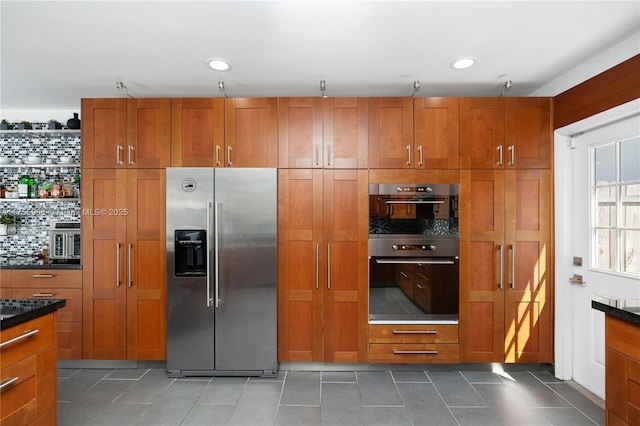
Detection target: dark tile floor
<box><xmin>57</xmin><ymin>364</ymin><xmax>605</xmax><ymax>425</ymax></box>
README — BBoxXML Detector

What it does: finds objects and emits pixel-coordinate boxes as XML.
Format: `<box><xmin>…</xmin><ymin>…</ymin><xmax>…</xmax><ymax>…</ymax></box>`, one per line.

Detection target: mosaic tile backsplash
<box><xmin>0</xmin><ymin>124</ymin><xmax>81</xmax><ymax>257</ymax></box>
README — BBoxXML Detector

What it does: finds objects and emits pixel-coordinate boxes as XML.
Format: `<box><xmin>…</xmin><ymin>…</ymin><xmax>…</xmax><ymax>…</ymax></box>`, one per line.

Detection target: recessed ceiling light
<box><xmin>206</xmin><ymin>58</ymin><xmax>231</xmax><ymax>71</ymax></box>
<box><xmin>450</xmin><ymin>58</ymin><xmax>476</xmax><ymax>70</ymax></box>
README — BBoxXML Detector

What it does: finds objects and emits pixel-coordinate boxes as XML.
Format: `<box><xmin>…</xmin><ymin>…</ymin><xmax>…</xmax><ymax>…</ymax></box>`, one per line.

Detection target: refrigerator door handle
<box><xmin>206</xmin><ymin>201</ymin><xmax>214</xmax><ymax>307</ymax></box>
<box><xmin>214</xmin><ymin>202</ymin><xmax>221</xmax><ymax>308</ymax></box>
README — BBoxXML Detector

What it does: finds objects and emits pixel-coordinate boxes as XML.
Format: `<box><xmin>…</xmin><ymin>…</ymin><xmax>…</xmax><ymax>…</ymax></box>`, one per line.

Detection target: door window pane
<box><xmin>621</xmin><ymin>230</ymin><xmax>639</xmax><ymax>273</ymax></box>
<box><xmin>595</xmin><ymin>229</ymin><xmax>616</xmax><ymax>270</ymax></box>
<box><xmin>595</xmin><ymin>187</ymin><xmax>616</xmax><ymax>227</ymax></box>
<box><xmin>595</xmin><ymin>144</ymin><xmax>616</xmax><ymax>184</ymax></box>
<box><xmin>592</xmin><ymin>137</ymin><xmax>640</xmax><ymax>276</ymax></box>
<box><xmin>620</xmin><ymin>137</ymin><xmax>640</xmax><ymax>182</ymax></box>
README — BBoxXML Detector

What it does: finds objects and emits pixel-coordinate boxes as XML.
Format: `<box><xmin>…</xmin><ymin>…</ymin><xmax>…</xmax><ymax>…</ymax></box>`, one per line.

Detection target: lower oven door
<box><xmin>369</xmin><ymin>257</ymin><xmax>459</xmax><ymax>323</ymax></box>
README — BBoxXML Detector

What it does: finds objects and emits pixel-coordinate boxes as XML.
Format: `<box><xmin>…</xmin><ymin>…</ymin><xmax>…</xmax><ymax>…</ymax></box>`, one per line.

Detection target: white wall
<box><xmin>530</xmin><ymin>30</ymin><xmax>639</xmax><ymax>96</ymax></box>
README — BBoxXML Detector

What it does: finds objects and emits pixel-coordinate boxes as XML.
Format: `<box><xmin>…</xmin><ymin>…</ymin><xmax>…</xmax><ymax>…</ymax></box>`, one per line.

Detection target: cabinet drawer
<box><xmin>0</xmin><ymin>354</ymin><xmax>37</xmax><ymax>425</ymax></box>
<box><xmin>11</xmin><ymin>288</ymin><xmax>81</xmax><ymax>323</ymax></box>
<box><xmin>629</xmin><ymin>357</ymin><xmax>640</xmax><ymax>383</ymax></box>
<box><xmin>11</xmin><ymin>269</ymin><xmax>82</xmax><ymax>289</ymax></box>
<box><xmin>0</xmin><ymin>314</ymin><xmax>54</xmax><ymax>369</ymax></box>
<box><xmin>369</xmin><ymin>324</ymin><xmax>458</xmax><ymax>343</ymax></box>
<box><xmin>369</xmin><ymin>343</ymin><xmax>459</xmax><ymax>364</ymax></box>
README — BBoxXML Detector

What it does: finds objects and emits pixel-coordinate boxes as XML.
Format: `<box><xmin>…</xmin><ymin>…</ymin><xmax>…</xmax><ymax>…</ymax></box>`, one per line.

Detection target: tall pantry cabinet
<box><xmin>277</xmin><ymin>98</ymin><xmax>369</xmax><ymax>363</ymax></box>
<box><xmin>81</xmin><ymin>98</ymin><xmax>168</xmax><ymax>360</ymax></box>
<box><xmin>459</xmin><ymin>97</ymin><xmax>553</xmax><ymax>363</ymax></box>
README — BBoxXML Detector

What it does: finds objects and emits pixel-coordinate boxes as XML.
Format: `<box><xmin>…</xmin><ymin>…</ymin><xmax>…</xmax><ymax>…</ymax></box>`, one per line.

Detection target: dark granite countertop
<box><xmin>1</xmin><ymin>298</ymin><xmax>67</xmax><ymax>330</ymax></box>
<box><xmin>592</xmin><ymin>296</ymin><xmax>640</xmax><ymax>327</ymax></box>
<box><xmin>0</xmin><ymin>257</ymin><xmax>81</xmax><ymax>270</ymax></box>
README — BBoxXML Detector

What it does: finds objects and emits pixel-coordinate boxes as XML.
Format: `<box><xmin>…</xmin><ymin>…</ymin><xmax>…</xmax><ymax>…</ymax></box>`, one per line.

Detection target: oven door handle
<box><xmin>374</xmin><ymin>259</ymin><xmax>455</xmax><ymax>265</ymax></box>
<box><xmin>385</xmin><ymin>200</ymin><xmax>444</xmax><ymax>204</ymax></box>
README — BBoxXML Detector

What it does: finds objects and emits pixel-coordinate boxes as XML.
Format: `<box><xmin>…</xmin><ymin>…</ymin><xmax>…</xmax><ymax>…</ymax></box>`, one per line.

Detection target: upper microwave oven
<box><xmin>49</xmin><ymin>221</ymin><xmax>81</xmax><ymax>260</ymax></box>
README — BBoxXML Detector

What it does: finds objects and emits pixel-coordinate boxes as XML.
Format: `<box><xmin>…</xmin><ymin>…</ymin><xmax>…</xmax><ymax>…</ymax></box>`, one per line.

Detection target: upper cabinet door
<box><xmin>127</xmin><ymin>98</ymin><xmax>171</xmax><ymax>168</ymax></box>
<box><xmin>225</xmin><ymin>98</ymin><xmax>278</xmax><ymax>167</ymax></box>
<box><xmin>82</xmin><ymin>98</ymin><xmax>127</xmax><ymax>168</ymax></box>
<box><xmin>505</xmin><ymin>98</ymin><xmax>551</xmax><ymax>169</ymax></box>
<box><xmin>323</xmin><ymin>98</ymin><xmax>368</xmax><ymax>169</ymax></box>
<box><xmin>171</xmin><ymin>98</ymin><xmax>224</xmax><ymax>167</ymax></box>
<box><xmin>368</xmin><ymin>98</ymin><xmax>414</xmax><ymax>169</ymax></box>
<box><xmin>460</xmin><ymin>98</ymin><xmax>506</xmax><ymax>169</ymax></box>
<box><xmin>278</xmin><ymin>97</ymin><xmax>323</xmax><ymax>168</ymax></box>
<box><xmin>414</xmin><ymin>98</ymin><xmax>459</xmax><ymax>169</ymax></box>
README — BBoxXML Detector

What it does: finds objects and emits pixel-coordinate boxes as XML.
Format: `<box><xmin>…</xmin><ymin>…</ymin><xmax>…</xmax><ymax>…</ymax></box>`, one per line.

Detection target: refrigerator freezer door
<box><xmin>166</xmin><ymin>168</ymin><xmax>216</xmax><ymax>374</ymax></box>
<box><xmin>213</xmin><ymin>168</ymin><xmax>278</xmax><ymax>374</ymax></box>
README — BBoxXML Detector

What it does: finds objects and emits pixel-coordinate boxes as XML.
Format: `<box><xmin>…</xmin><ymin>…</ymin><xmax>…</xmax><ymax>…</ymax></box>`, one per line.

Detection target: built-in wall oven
<box><xmin>369</xmin><ymin>183</ymin><xmax>459</xmax><ymax>323</ymax></box>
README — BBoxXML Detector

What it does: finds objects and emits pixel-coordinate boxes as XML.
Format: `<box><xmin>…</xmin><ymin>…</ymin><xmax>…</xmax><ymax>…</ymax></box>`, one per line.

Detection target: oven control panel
<box><xmin>391</xmin><ymin>244</ymin><xmax>436</xmax><ymax>251</ymax></box>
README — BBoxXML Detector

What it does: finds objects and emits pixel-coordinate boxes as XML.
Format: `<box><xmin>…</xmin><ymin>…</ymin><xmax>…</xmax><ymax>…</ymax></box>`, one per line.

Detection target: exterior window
<box><xmin>593</xmin><ymin>136</ymin><xmax>640</xmax><ymax>275</ymax></box>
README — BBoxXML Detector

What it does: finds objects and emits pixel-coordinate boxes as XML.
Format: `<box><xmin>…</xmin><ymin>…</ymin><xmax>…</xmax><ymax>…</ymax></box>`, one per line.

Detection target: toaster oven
<box><xmin>49</xmin><ymin>221</ymin><xmax>81</xmax><ymax>260</ymax></box>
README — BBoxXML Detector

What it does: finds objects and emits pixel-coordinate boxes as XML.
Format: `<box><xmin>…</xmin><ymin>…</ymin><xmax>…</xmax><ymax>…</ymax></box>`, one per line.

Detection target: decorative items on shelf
<box><xmin>48</xmin><ymin>119</ymin><xmax>63</xmax><ymax>130</ymax></box>
<box><xmin>0</xmin><ymin>119</ymin><xmax>11</xmax><ymax>130</ymax></box>
<box><xmin>67</xmin><ymin>113</ymin><xmax>81</xmax><ymax>129</ymax></box>
<box><xmin>0</xmin><ymin>211</ymin><xmax>18</xmax><ymax>235</ymax></box>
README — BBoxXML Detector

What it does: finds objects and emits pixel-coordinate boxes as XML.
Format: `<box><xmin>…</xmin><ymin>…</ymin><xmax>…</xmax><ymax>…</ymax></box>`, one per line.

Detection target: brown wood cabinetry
<box><xmin>0</xmin><ymin>270</ymin><xmax>11</xmax><ymax>298</ymax></box>
<box><xmin>369</xmin><ymin>324</ymin><xmax>459</xmax><ymax>363</ymax></box>
<box><xmin>171</xmin><ymin>98</ymin><xmax>225</xmax><ymax>167</ymax></box>
<box><xmin>369</xmin><ymin>98</ymin><xmax>414</xmax><ymax>169</ymax></box>
<box><xmin>278</xmin><ymin>169</ymin><xmax>368</xmax><ymax>363</ymax></box>
<box><xmin>81</xmin><ymin>168</ymin><xmax>166</xmax><ymax>360</ymax></box>
<box><xmin>414</xmin><ymin>97</ymin><xmax>460</xmax><ymax>169</ymax></box>
<box><xmin>225</xmin><ymin>98</ymin><xmax>278</xmax><ymax>167</ymax></box>
<box><xmin>278</xmin><ymin>98</ymin><xmax>368</xmax><ymax>169</ymax></box>
<box><xmin>460</xmin><ymin>97</ymin><xmax>550</xmax><ymax>169</ymax></box>
<box><xmin>605</xmin><ymin>315</ymin><xmax>640</xmax><ymax>426</ymax></box>
<box><xmin>0</xmin><ymin>313</ymin><xmax>58</xmax><ymax>424</ymax></box>
<box><xmin>82</xmin><ymin>98</ymin><xmax>171</xmax><ymax>169</ymax></box>
<box><xmin>171</xmin><ymin>98</ymin><xmax>277</xmax><ymax>167</ymax></box>
<box><xmin>459</xmin><ymin>169</ymin><xmax>552</xmax><ymax>363</ymax></box>
<box><xmin>10</xmin><ymin>269</ymin><xmax>82</xmax><ymax>359</ymax></box>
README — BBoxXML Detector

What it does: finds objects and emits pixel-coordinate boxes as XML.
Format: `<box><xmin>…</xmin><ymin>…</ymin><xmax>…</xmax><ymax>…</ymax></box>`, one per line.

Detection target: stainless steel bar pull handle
<box><xmin>0</xmin><ymin>377</ymin><xmax>19</xmax><ymax>391</ymax></box>
<box><xmin>509</xmin><ymin>244</ymin><xmax>515</xmax><ymax>289</ymax></box>
<box><xmin>326</xmin><ymin>144</ymin><xmax>331</xmax><ymax>167</ymax></box>
<box><xmin>214</xmin><ymin>202</ymin><xmax>221</xmax><ymax>308</ymax></box>
<box><xmin>116</xmin><ymin>243</ymin><xmax>121</xmax><ymax>287</ymax></box>
<box><xmin>32</xmin><ymin>274</ymin><xmax>54</xmax><ymax>278</ymax></box>
<box><xmin>206</xmin><ymin>202</ymin><xmax>213</xmax><ymax>307</ymax></box>
<box><xmin>128</xmin><ymin>145</ymin><xmax>135</xmax><ymax>165</ymax></box>
<box><xmin>498</xmin><ymin>244</ymin><xmax>504</xmax><ymax>290</ymax></box>
<box><xmin>315</xmin><ymin>144</ymin><xmax>320</xmax><ymax>166</ymax></box>
<box><xmin>496</xmin><ymin>145</ymin><xmax>503</xmax><ymax>166</ymax></box>
<box><xmin>128</xmin><ymin>244</ymin><xmax>133</xmax><ymax>287</ymax></box>
<box><xmin>32</xmin><ymin>293</ymin><xmax>56</xmax><ymax>297</ymax></box>
<box><xmin>392</xmin><ymin>329</ymin><xmax>437</xmax><ymax>335</ymax></box>
<box><xmin>227</xmin><ymin>145</ymin><xmax>232</xmax><ymax>166</ymax></box>
<box><xmin>315</xmin><ymin>244</ymin><xmax>319</xmax><ymax>289</ymax></box>
<box><xmin>508</xmin><ymin>145</ymin><xmax>515</xmax><ymax>166</ymax></box>
<box><xmin>116</xmin><ymin>145</ymin><xmax>124</xmax><ymax>165</ymax></box>
<box><xmin>418</xmin><ymin>145</ymin><xmax>423</xmax><ymax>166</ymax></box>
<box><xmin>215</xmin><ymin>145</ymin><xmax>221</xmax><ymax>166</ymax></box>
<box><xmin>327</xmin><ymin>244</ymin><xmax>331</xmax><ymax>289</ymax></box>
<box><xmin>0</xmin><ymin>329</ymin><xmax>39</xmax><ymax>349</ymax></box>
<box><xmin>406</xmin><ymin>145</ymin><xmax>411</xmax><ymax>165</ymax></box>
<box><xmin>393</xmin><ymin>349</ymin><xmax>438</xmax><ymax>355</ymax></box>
<box><xmin>400</xmin><ymin>271</ymin><xmax>409</xmax><ymax>279</ymax></box>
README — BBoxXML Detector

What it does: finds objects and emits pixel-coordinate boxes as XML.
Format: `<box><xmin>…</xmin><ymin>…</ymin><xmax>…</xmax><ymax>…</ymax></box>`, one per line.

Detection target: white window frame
<box><xmin>590</xmin><ymin>135</ymin><xmax>640</xmax><ymax>277</ymax></box>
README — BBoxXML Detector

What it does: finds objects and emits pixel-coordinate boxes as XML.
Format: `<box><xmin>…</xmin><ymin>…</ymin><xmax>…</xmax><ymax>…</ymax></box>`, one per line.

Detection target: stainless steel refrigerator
<box><xmin>166</xmin><ymin>167</ymin><xmax>278</xmax><ymax>377</ymax></box>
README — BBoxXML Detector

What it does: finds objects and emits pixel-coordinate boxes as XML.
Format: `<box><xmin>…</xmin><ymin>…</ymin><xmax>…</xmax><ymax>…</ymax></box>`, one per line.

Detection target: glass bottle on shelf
<box><xmin>18</xmin><ymin>173</ymin><xmax>32</xmax><ymax>198</ymax></box>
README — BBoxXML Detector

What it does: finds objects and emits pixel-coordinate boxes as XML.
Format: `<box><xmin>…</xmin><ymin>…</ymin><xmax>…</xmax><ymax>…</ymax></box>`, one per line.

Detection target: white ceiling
<box><xmin>1</xmin><ymin>1</ymin><xmax>639</xmax><ymax>111</ymax></box>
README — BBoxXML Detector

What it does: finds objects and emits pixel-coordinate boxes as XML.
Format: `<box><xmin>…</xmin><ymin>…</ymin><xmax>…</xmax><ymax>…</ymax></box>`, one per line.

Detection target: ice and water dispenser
<box><xmin>174</xmin><ymin>230</ymin><xmax>207</xmax><ymax>277</ymax></box>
